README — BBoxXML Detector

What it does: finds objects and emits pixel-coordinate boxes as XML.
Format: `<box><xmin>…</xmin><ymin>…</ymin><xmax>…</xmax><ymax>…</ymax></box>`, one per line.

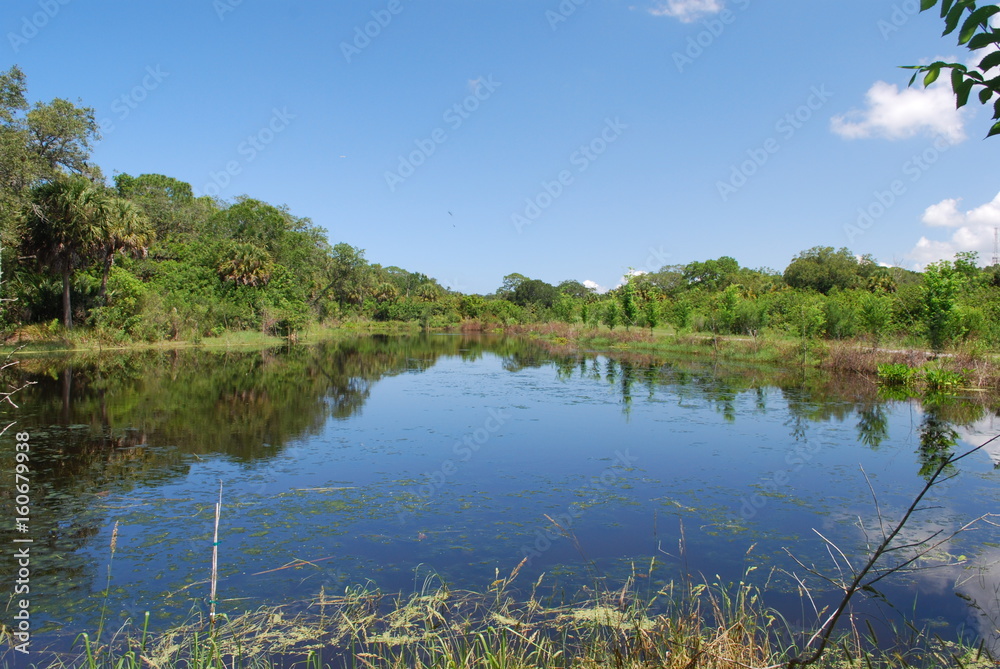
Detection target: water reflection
<box><xmin>2</xmin><ymin>334</ymin><xmax>998</xmax><ymax>654</ymax></box>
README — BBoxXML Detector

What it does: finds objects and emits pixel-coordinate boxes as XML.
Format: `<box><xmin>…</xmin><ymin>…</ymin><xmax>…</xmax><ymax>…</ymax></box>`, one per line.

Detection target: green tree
<box><xmin>320</xmin><ymin>243</ymin><xmax>371</xmax><ymax>307</ymax></box>
<box><xmin>644</xmin><ymin>265</ymin><xmax>687</xmax><ymax>296</ymax></box>
<box><xmin>511</xmin><ymin>278</ymin><xmax>557</xmax><ymax>308</ymax></box>
<box><xmin>0</xmin><ymin>66</ymin><xmax>101</xmax><ymax>244</ymax></box>
<box><xmin>733</xmin><ymin>296</ymin><xmax>767</xmax><ymax>340</ymax></box>
<box><xmin>620</xmin><ymin>280</ymin><xmax>638</xmax><ymax>329</ymax></box>
<box><xmin>553</xmin><ymin>295</ymin><xmax>577</xmax><ymax>324</ymax></box>
<box><xmin>415</xmin><ymin>283</ymin><xmax>442</xmax><ymax>302</ymax></box>
<box><xmin>372</xmin><ymin>281</ymin><xmax>399</xmax><ymax>303</ymax></box>
<box><xmin>670</xmin><ymin>297</ymin><xmax>693</xmax><ymax>331</ymax></box>
<box><xmin>114</xmin><ymin>173</ymin><xmax>211</xmax><ymax>242</ymax></box>
<box><xmin>923</xmin><ymin>259</ymin><xmax>964</xmax><ymax>352</ymax></box>
<box><xmin>644</xmin><ymin>299</ymin><xmax>660</xmax><ymax>331</ymax></box>
<box><xmin>953</xmin><ymin>250</ymin><xmax>981</xmax><ymax>286</ymax></box>
<box><xmin>556</xmin><ymin>279</ymin><xmax>592</xmax><ymax>299</ymax></box>
<box><xmin>498</xmin><ymin>273</ymin><xmax>528</xmax><ymax>300</ymax></box>
<box><xmin>0</xmin><ymin>66</ymin><xmax>35</xmax><ymax>236</ymax></box>
<box><xmin>857</xmin><ymin>292</ymin><xmax>893</xmax><ymax>350</ymax></box>
<box><xmin>904</xmin><ymin>0</ymin><xmax>1000</xmax><ymax>138</ymax></box>
<box><xmin>714</xmin><ymin>284</ymin><xmax>741</xmax><ymax>333</ymax></box>
<box><xmin>783</xmin><ymin>246</ymin><xmax>860</xmax><ymax>294</ymax></box>
<box><xmin>822</xmin><ymin>293</ymin><xmax>856</xmax><ymax>339</ymax></box>
<box><xmin>216</xmin><ymin>241</ymin><xmax>274</xmax><ymax>287</ymax></box>
<box><xmin>683</xmin><ymin>256</ymin><xmax>740</xmax><ymax>290</ymax></box>
<box><xmin>22</xmin><ymin>177</ymin><xmax>106</xmax><ymax>327</ymax></box>
<box><xmin>602</xmin><ymin>299</ymin><xmax>621</xmax><ymax>330</ymax></box>
<box><xmin>458</xmin><ymin>294</ymin><xmax>486</xmax><ymax>319</ymax></box>
<box><xmin>790</xmin><ymin>294</ymin><xmax>826</xmax><ymax>351</ymax></box>
<box><xmin>25</xmin><ymin>97</ymin><xmax>101</xmax><ymax>179</ymax></box>
<box><xmin>98</xmin><ymin>197</ymin><xmax>153</xmax><ymax>304</ymax></box>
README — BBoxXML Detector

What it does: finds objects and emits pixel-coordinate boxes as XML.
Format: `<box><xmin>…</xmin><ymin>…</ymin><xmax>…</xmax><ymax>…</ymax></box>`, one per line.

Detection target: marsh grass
<box><xmin>20</xmin><ymin>554</ymin><xmax>994</xmax><ymax>669</ymax></box>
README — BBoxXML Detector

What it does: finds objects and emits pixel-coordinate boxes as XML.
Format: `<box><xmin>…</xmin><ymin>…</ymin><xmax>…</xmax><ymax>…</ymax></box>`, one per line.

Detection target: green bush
<box><xmin>876</xmin><ymin>363</ymin><xmax>916</xmax><ymax>386</ymax></box>
<box><xmin>923</xmin><ymin>367</ymin><xmax>965</xmax><ymax>391</ymax></box>
<box><xmin>88</xmin><ymin>266</ymin><xmax>148</xmax><ymax>339</ymax></box>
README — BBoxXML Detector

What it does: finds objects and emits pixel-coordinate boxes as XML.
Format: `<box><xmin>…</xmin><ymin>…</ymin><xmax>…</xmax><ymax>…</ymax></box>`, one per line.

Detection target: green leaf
<box><xmin>952</xmin><ymin>67</ymin><xmax>965</xmax><ymax>90</ymax></box>
<box><xmin>981</xmin><ymin>86</ymin><xmax>994</xmax><ymax>104</ymax></box>
<box><xmin>956</xmin><ymin>80</ymin><xmax>974</xmax><ymax>108</ymax></box>
<box><xmin>951</xmin><ymin>68</ymin><xmax>965</xmax><ymax>88</ymax></box>
<box><xmin>967</xmin><ymin>31</ymin><xmax>1000</xmax><ymax>49</ymax></box>
<box><xmin>959</xmin><ymin>6</ymin><xmax>999</xmax><ymax>44</ymax></box>
<box><xmin>921</xmin><ymin>0</ymin><xmax>937</xmax><ymax>10</ymax></box>
<box><xmin>925</xmin><ymin>67</ymin><xmax>942</xmax><ymax>86</ymax></box>
<box><xmin>987</xmin><ymin>119</ymin><xmax>1000</xmax><ymax>137</ymax></box>
<box><xmin>944</xmin><ymin>4</ymin><xmax>966</xmax><ymax>36</ymax></box>
<box><xmin>980</xmin><ymin>49</ymin><xmax>1000</xmax><ymax>71</ymax></box>
<box><xmin>940</xmin><ymin>0</ymin><xmax>955</xmax><ymax>19</ymax></box>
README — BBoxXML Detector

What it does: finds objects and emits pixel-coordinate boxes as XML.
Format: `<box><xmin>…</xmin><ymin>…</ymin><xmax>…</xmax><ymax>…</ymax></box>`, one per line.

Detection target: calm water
<box><xmin>3</xmin><ymin>334</ymin><xmax>999</xmax><ymax>656</ymax></box>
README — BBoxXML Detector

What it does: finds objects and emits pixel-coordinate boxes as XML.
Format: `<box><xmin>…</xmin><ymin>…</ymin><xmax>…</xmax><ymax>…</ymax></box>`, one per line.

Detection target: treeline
<box><xmin>502</xmin><ymin>248</ymin><xmax>1000</xmax><ymax>353</ymax></box>
<box><xmin>3</xmin><ymin>65</ymin><xmax>999</xmax><ymax>352</ymax></box>
<box><xmin>0</xmin><ymin>66</ymin><xmax>453</xmax><ymax>341</ymax></box>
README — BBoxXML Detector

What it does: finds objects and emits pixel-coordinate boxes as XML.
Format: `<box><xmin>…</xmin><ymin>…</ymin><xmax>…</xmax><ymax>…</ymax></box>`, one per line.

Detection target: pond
<box><xmin>4</xmin><ymin>334</ymin><xmax>999</xmax><ymax>658</ymax></box>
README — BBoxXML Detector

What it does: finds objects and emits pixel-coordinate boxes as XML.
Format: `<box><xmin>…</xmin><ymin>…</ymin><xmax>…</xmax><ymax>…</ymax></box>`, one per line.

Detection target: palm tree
<box><xmin>23</xmin><ymin>177</ymin><xmax>106</xmax><ymax>328</ymax></box>
<box><xmin>98</xmin><ymin>197</ymin><xmax>153</xmax><ymax>304</ymax></box>
<box><xmin>373</xmin><ymin>281</ymin><xmax>399</xmax><ymax>303</ymax></box>
<box><xmin>216</xmin><ymin>242</ymin><xmax>274</xmax><ymax>287</ymax></box>
<box><xmin>415</xmin><ymin>283</ymin><xmax>441</xmax><ymax>302</ymax></box>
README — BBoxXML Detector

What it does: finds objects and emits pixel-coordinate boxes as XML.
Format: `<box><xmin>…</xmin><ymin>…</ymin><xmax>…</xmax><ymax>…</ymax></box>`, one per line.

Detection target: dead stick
<box><xmin>209</xmin><ymin>480</ymin><xmax>222</xmax><ymax>628</ymax></box>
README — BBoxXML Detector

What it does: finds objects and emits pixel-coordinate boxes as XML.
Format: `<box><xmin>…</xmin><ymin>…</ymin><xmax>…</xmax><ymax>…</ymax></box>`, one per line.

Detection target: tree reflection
<box><xmin>856</xmin><ymin>403</ymin><xmax>889</xmax><ymax>450</ymax></box>
<box><xmin>6</xmin><ymin>333</ymin><xmax>998</xmax><ymax>644</ymax></box>
<box><xmin>917</xmin><ymin>397</ymin><xmax>961</xmax><ymax>479</ymax></box>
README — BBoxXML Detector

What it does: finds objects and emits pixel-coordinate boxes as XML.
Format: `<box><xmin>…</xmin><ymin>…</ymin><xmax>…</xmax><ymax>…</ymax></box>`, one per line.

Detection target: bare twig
<box><xmin>787</xmin><ymin>434</ymin><xmax>1000</xmax><ymax>668</ymax></box>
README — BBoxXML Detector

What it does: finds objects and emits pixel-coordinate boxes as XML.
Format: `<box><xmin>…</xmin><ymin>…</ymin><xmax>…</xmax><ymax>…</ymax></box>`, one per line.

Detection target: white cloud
<box><xmin>921</xmin><ymin>198</ymin><xmax>964</xmax><ymax>227</ymax></box>
<box><xmin>614</xmin><ymin>269</ymin><xmax>648</xmax><ymax>289</ymax></box>
<box><xmin>583</xmin><ymin>279</ymin><xmax>608</xmax><ymax>294</ymax></box>
<box><xmin>647</xmin><ymin>0</ymin><xmax>723</xmax><ymax>22</ymax></box>
<box><xmin>908</xmin><ymin>192</ymin><xmax>1000</xmax><ymax>266</ymax></box>
<box><xmin>831</xmin><ymin>80</ymin><xmax>966</xmax><ymax>144</ymax></box>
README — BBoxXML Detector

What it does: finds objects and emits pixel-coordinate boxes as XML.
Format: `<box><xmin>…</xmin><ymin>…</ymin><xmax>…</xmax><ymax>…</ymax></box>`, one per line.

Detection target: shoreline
<box><xmin>5</xmin><ymin>320</ymin><xmax>999</xmax><ymax>390</ymax></box>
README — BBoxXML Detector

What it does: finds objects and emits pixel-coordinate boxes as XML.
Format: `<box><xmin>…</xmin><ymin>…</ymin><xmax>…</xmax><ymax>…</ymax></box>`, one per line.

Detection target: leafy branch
<box><xmin>903</xmin><ymin>0</ymin><xmax>1000</xmax><ymax>137</ymax></box>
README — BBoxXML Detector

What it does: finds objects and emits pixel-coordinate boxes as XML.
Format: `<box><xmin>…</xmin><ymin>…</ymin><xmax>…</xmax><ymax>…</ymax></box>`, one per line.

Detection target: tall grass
<box><xmin>18</xmin><ymin>555</ymin><xmax>994</xmax><ymax>669</ymax></box>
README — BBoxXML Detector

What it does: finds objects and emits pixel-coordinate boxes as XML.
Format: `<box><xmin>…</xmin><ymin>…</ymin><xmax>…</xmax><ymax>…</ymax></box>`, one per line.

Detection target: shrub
<box><xmin>923</xmin><ymin>367</ymin><xmax>965</xmax><ymax>391</ymax></box>
<box><xmin>876</xmin><ymin>363</ymin><xmax>916</xmax><ymax>386</ymax></box>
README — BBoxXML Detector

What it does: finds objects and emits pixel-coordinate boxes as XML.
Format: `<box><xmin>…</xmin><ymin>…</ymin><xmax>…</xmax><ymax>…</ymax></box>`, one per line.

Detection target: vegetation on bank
<box><xmin>4</xmin><ymin>66</ymin><xmax>1000</xmax><ymax>361</ymax></box>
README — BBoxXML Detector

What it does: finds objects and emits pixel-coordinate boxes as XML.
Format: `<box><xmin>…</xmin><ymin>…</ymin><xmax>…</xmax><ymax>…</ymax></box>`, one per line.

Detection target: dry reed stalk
<box><xmin>210</xmin><ymin>480</ymin><xmax>222</xmax><ymax>628</ymax></box>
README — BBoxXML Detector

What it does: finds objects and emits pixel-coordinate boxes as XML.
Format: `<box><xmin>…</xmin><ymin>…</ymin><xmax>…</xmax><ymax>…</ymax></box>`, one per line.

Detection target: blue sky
<box><xmin>4</xmin><ymin>0</ymin><xmax>1000</xmax><ymax>294</ymax></box>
